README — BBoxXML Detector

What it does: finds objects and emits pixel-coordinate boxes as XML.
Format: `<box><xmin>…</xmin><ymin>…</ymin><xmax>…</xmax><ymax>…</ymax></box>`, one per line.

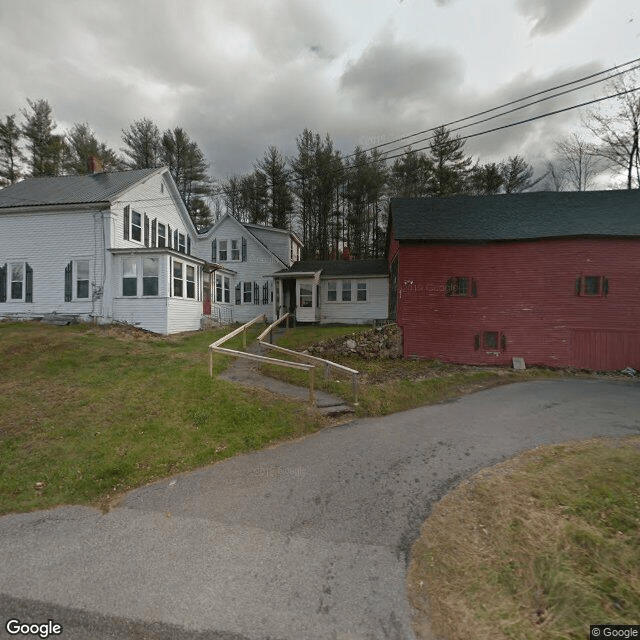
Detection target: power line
<box><xmin>350</xmin><ymin>55</ymin><xmax>640</xmax><ymax>159</ymax></box>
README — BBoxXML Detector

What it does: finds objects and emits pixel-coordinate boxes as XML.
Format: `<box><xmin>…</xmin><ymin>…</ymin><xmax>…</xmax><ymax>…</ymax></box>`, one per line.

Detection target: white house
<box><xmin>272</xmin><ymin>259</ymin><xmax>389</xmax><ymax>325</ymax></box>
<box><xmin>0</xmin><ymin>168</ymin><xmax>303</xmax><ymax>334</ymax></box>
<box><xmin>196</xmin><ymin>214</ymin><xmax>303</xmax><ymax>325</ymax></box>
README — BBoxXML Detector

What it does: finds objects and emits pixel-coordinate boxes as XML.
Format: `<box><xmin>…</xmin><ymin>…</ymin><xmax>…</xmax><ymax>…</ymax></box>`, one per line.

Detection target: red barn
<box><xmin>388</xmin><ymin>190</ymin><xmax>640</xmax><ymax>370</ymax></box>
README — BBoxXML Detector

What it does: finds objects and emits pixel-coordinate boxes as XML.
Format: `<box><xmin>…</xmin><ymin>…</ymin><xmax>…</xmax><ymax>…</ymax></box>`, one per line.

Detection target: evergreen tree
<box><xmin>256</xmin><ymin>146</ymin><xmax>293</xmax><ymax>229</ymax></box>
<box><xmin>0</xmin><ymin>114</ymin><xmax>24</xmax><ymax>186</ymax></box>
<box><xmin>468</xmin><ymin>161</ymin><xmax>503</xmax><ymax>195</ymax></box>
<box><xmin>500</xmin><ymin>155</ymin><xmax>540</xmax><ymax>193</ymax></box>
<box><xmin>387</xmin><ymin>148</ymin><xmax>432</xmax><ymax>197</ymax></box>
<box><xmin>427</xmin><ymin>125</ymin><xmax>473</xmax><ymax>196</ymax></box>
<box><xmin>121</xmin><ymin>118</ymin><xmax>161</xmax><ymax>169</ymax></box>
<box><xmin>63</xmin><ymin>122</ymin><xmax>122</xmax><ymax>174</ymax></box>
<box><xmin>21</xmin><ymin>98</ymin><xmax>65</xmax><ymax>176</ymax></box>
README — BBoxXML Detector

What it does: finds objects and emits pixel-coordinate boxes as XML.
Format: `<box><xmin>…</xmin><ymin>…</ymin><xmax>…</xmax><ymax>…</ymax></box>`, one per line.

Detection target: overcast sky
<box><xmin>1</xmin><ymin>0</ymin><xmax>638</xmax><ymax>184</ymax></box>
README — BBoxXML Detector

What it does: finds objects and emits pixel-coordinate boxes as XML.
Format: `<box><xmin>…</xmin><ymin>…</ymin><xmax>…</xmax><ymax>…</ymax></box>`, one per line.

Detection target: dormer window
<box><xmin>131</xmin><ymin>211</ymin><xmax>142</xmax><ymax>242</ymax></box>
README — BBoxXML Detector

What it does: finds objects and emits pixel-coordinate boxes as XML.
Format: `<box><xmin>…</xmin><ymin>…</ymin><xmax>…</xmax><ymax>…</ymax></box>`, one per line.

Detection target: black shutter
<box><xmin>151</xmin><ymin>219</ymin><xmax>157</xmax><ymax>247</ymax></box>
<box><xmin>64</xmin><ymin>261</ymin><xmax>73</xmax><ymax>302</ymax></box>
<box><xmin>575</xmin><ymin>276</ymin><xmax>582</xmax><ymax>296</ymax></box>
<box><xmin>174</xmin><ymin>229</ymin><xmax>178</xmax><ymax>249</ymax></box>
<box><xmin>603</xmin><ymin>277</ymin><xmax>609</xmax><ymax>296</ymax></box>
<box><xmin>242</xmin><ymin>237</ymin><xmax>247</xmax><ymax>262</ymax></box>
<box><xmin>235</xmin><ymin>283</ymin><xmax>241</xmax><ymax>305</ymax></box>
<box><xmin>25</xmin><ymin>263</ymin><xmax>33</xmax><ymax>302</ymax></box>
<box><xmin>123</xmin><ymin>206</ymin><xmax>130</xmax><ymax>240</ymax></box>
<box><xmin>187</xmin><ymin>236</ymin><xmax>191</xmax><ymax>255</ymax></box>
<box><xmin>254</xmin><ymin>282</ymin><xmax>259</xmax><ymax>305</ymax></box>
<box><xmin>167</xmin><ymin>225</ymin><xmax>172</xmax><ymax>249</ymax></box>
<box><xmin>262</xmin><ymin>282</ymin><xmax>269</xmax><ymax>305</ymax></box>
<box><xmin>445</xmin><ymin>278</ymin><xmax>453</xmax><ymax>297</ymax></box>
<box><xmin>0</xmin><ymin>263</ymin><xmax>6</xmax><ymax>303</ymax></box>
<box><xmin>211</xmin><ymin>239</ymin><xmax>217</xmax><ymax>261</ymax></box>
<box><xmin>500</xmin><ymin>334</ymin><xmax>507</xmax><ymax>351</ymax></box>
<box><xmin>474</xmin><ymin>334</ymin><xmax>480</xmax><ymax>350</ymax></box>
<box><xmin>144</xmin><ymin>214</ymin><xmax>150</xmax><ymax>247</ymax></box>
<box><xmin>471</xmin><ymin>278</ymin><xmax>477</xmax><ymax>297</ymax></box>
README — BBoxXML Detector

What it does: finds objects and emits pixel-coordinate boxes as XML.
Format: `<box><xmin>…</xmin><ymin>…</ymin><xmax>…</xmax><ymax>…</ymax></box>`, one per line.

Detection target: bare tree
<box><xmin>584</xmin><ymin>70</ymin><xmax>640</xmax><ymax>189</ymax></box>
<box><xmin>554</xmin><ymin>133</ymin><xmax>600</xmax><ymax>191</ymax></box>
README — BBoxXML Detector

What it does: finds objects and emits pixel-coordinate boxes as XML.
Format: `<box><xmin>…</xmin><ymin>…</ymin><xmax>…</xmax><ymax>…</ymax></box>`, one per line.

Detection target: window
<box><xmin>123</xmin><ymin>258</ymin><xmax>137</xmax><ymax>296</ymax></box>
<box><xmin>446</xmin><ymin>277</ymin><xmax>477</xmax><ymax>297</ymax></box>
<box><xmin>173</xmin><ymin>261</ymin><xmax>183</xmax><ymax>297</ymax></box>
<box><xmin>224</xmin><ymin>277</ymin><xmax>230</xmax><ymax>303</ymax></box>
<box><xmin>235</xmin><ymin>283</ymin><xmax>241</xmax><ymax>305</ymax></box>
<box><xmin>475</xmin><ymin>332</ymin><xmax>507</xmax><ymax>351</ymax></box>
<box><xmin>300</xmin><ymin>285</ymin><xmax>313</xmax><ymax>308</ymax></box>
<box><xmin>178</xmin><ymin>233</ymin><xmax>186</xmax><ymax>254</ymax></box>
<box><xmin>186</xmin><ymin>265</ymin><xmax>195</xmax><ymax>299</ymax></box>
<box><xmin>357</xmin><ymin>282</ymin><xmax>367</xmax><ymax>302</ymax></box>
<box><xmin>158</xmin><ymin>223</ymin><xmax>166</xmax><ymax>248</ymax></box>
<box><xmin>576</xmin><ymin>275</ymin><xmax>608</xmax><ymax>297</ymax></box>
<box><xmin>219</xmin><ymin>240</ymin><xmax>228</xmax><ymax>261</ymax></box>
<box><xmin>143</xmin><ymin>258</ymin><xmax>159</xmax><ymax>296</ymax></box>
<box><xmin>76</xmin><ymin>260</ymin><xmax>89</xmax><ymax>299</ymax></box>
<box><xmin>231</xmin><ymin>239</ymin><xmax>240</xmax><ymax>261</ymax></box>
<box><xmin>243</xmin><ymin>281</ymin><xmax>252</xmax><ymax>303</ymax></box>
<box><xmin>216</xmin><ymin>275</ymin><xmax>223</xmax><ymax>303</ymax></box>
<box><xmin>342</xmin><ymin>280</ymin><xmax>352</xmax><ymax>302</ymax></box>
<box><xmin>131</xmin><ymin>211</ymin><xmax>142</xmax><ymax>242</ymax></box>
<box><xmin>11</xmin><ymin>263</ymin><xmax>23</xmax><ymax>299</ymax></box>
<box><xmin>327</xmin><ymin>281</ymin><xmax>337</xmax><ymax>302</ymax></box>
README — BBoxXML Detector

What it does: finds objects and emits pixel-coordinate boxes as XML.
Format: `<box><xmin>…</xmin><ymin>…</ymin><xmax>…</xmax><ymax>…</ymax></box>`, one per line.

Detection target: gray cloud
<box><xmin>516</xmin><ymin>0</ymin><xmax>592</xmax><ymax>35</ymax></box>
<box><xmin>340</xmin><ymin>35</ymin><xmax>464</xmax><ymax>113</ymax></box>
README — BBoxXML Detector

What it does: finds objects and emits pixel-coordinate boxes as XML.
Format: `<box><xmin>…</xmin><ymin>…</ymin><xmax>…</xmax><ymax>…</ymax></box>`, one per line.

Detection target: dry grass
<box><xmin>408</xmin><ymin>438</ymin><xmax>640</xmax><ymax>640</ymax></box>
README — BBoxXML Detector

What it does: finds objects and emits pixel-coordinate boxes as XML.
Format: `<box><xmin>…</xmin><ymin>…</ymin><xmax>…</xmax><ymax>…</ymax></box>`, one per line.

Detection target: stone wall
<box><xmin>305</xmin><ymin>323</ymin><xmax>403</xmax><ymax>360</ymax></box>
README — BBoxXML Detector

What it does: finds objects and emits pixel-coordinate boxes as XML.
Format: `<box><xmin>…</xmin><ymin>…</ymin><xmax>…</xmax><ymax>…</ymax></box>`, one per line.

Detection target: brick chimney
<box><xmin>87</xmin><ymin>156</ymin><xmax>104</xmax><ymax>174</ymax></box>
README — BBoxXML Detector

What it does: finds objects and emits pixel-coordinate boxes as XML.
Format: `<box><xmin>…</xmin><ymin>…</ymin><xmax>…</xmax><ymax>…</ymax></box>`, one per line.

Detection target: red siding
<box><xmin>396</xmin><ymin>238</ymin><xmax>640</xmax><ymax>370</ymax></box>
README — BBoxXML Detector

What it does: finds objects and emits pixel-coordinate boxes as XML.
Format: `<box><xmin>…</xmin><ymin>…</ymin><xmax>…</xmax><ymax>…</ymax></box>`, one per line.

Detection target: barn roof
<box><xmin>390</xmin><ymin>190</ymin><xmax>640</xmax><ymax>241</ymax></box>
<box><xmin>274</xmin><ymin>259</ymin><xmax>388</xmax><ymax>277</ymax></box>
<box><xmin>0</xmin><ymin>168</ymin><xmax>162</xmax><ymax>209</ymax></box>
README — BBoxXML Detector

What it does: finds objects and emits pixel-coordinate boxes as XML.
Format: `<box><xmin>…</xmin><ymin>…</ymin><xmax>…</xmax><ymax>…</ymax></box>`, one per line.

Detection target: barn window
<box><xmin>476</xmin><ymin>332</ymin><xmax>507</xmax><ymax>351</ymax></box>
<box><xmin>483</xmin><ymin>331</ymin><xmax>498</xmax><ymax>349</ymax></box>
<box><xmin>576</xmin><ymin>275</ymin><xmax>608</xmax><ymax>297</ymax></box>
<box><xmin>446</xmin><ymin>277</ymin><xmax>477</xmax><ymax>297</ymax></box>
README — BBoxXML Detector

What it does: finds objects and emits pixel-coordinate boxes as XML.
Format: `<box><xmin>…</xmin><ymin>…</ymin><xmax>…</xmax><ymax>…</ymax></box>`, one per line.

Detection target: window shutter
<box><xmin>123</xmin><ymin>206</ymin><xmax>130</xmax><ymax>240</ymax></box>
<box><xmin>64</xmin><ymin>261</ymin><xmax>73</xmax><ymax>302</ymax></box>
<box><xmin>174</xmin><ymin>229</ymin><xmax>178</xmax><ymax>249</ymax></box>
<box><xmin>167</xmin><ymin>225</ymin><xmax>172</xmax><ymax>249</ymax></box>
<box><xmin>25</xmin><ymin>263</ymin><xmax>33</xmax><ymax>302</ymax></box>
<box><xmin>575</xmin><ymin>276</ymin><xmax>582</xmax><ymax>296</ymax></box>
<box><xmin>187</xmin><ymin>236</ymin><xmax>191</xmax><ymax>255</ymax></box>
<box><xmin>262</xmin><ymin>282</ymin><xmax>269</xmax><ymax>305</ymax></box>
<box><xmin>235</xmin><ymin>283</ymin><xmax>241</xmax><ymax>305</ymax></box>
<box><xmin>0</xmin><ymin>263</ymin><xmax>6</xmax><ymax>303</ymax></box>
<box><xmin>144</xmin><ymin>214</ymin><xmax>150</xmax><ymax>247</ymax></box>
<box><xmin>445</xmin><ymin>278</ymin><xmax>453</xmax><ymax>297</ymax></box>
<box><xmin>151</xmin><ymin>219</ymin><xmax>157</xmax><ymax>247</ymax></box>
<box><xmin>211</xmin><ymin>239</ymin><xmax>217</xmax><ymax>261</ymax></box>
<box><xmin>603</xmin><ymin>277</ymin><xmax>609</xmax><ymax>296</ymax></box>
<box><xmin>500</xmin><ymin>333</ymin><xmax>507</xmax><ymax>351</ymax></box>
<box><xmin>242</xmin><ymin>237</ymin><xmax>247</xmax><ymax>262</ymax></box>
<box><xmin>254</xmin><ymin>282</ymin><xmax>260</xmax><ymax>305</ymax></box>
<box><xmin>471</xmin><ymin>278</ymin><xmax>478</xmax><ymax>297</ymax></box>
<box><xmin>474</xmin><ymin>334</ymin><xmax>480</xmax><ymax>350</ymax></box>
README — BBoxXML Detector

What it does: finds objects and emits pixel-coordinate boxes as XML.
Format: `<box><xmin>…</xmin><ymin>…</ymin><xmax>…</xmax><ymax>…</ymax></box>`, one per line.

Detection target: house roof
<box><xmin>274</xmin><ymin>259</ymin><xmax>388</xmax><ymax>277</ymax></box>
<box><xmin>390</xmin><ymin>190</ymin><xmax>640</xmax><ymax>242</ymax></box>
<box><xmin>0</xmin><ymin>168</ymin><xmax>162</xmax><ymax>209</ymax></box>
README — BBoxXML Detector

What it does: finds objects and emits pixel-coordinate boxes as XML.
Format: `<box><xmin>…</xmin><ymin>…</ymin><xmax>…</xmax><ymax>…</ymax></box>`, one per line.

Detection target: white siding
<box><xmin>244</xmin><ymin>225</ymin><xmax>292</xmax><ymax>266</ymax></box>
<box><xmin>111</xmin><ymin>297</ymin><xmax>169</xmax><ymax>334</ymax></box>
<box><xmin>318</xmin><ymin>276</ymin><xmax>389</xmax><ymax>324</ymax></box>
<box><xmin>0</xmin><ymin>207</ymin><xmax>106</xmax><ymax>321</ymax></box>
<box><xmin>195</xmin><ymin>216</ymin><xmax>284</xmax><ymax>323</ymax></box>
<box><xmin>111</xmin><ymin>171</ymin><xmax>196</xmax><ymax>254</ymax></box>
<box><xmin>167</xmin><ymin>299</ymin><xmax>203</xmax><ymax>333</ymax></box>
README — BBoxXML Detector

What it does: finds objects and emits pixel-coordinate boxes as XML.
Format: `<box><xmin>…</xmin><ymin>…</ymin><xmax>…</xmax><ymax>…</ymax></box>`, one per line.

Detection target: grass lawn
<box><xmin>408</xmin><ymin>438</ymin><xmax>640</xmax><ymax>640</ymax></box>
<box><xmin>262</xmin><ymin>324</ymin><xmax>561</xmax><ymax>416</ymax></box>
<box><xmin>0</xmin><ymin>320</ymin><xmax>325</xmax><ymax>515</ymax></box>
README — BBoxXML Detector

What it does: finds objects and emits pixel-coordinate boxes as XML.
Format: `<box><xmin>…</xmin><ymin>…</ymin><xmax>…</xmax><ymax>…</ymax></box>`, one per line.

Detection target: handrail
<box><xmin>256</xmin><ymin>313</ymin><xmax>360</xmax><ymax>404</ymax></box>
<box><xmin>208</xmin><ymin>314</ymin><xmax>317</xmax><ymax>404</ymax></box>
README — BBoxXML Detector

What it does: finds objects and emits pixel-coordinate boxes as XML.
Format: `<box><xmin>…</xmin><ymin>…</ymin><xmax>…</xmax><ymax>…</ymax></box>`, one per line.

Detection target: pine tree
<box><xmin>256</xmin><ymin>146</ymin><xmax>293</xmax><ymax>229</ymax></box>
<box><xmin>427</xmin><ymin>125</ymin><xmax>473</xmax><ymax>196</ymax></box>
<box><xmin>63</xmin><ymin>122</ymin><xmax>122</xmax><ymax>174</ymax></box>
<box><xmin>0</xmin><ymin>114</ymin><xmax>24</xmax><ymax>186</ymax></box>
<box><xmin>121</xmin><ymin>118</ymin><xmax>161</xmax><ymax>169</ymax></box>
<box><xmin>21</xmin><ymin>98</ymin><xmax>65</xmax><ymax>177</ymax></box>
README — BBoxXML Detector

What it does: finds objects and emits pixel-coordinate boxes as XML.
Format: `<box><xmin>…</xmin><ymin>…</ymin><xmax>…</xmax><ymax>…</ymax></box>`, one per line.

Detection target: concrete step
<box><xmin>317</xmin><ymin>403</ymin><xmax>355</xmax><ymax>416</ymax></box>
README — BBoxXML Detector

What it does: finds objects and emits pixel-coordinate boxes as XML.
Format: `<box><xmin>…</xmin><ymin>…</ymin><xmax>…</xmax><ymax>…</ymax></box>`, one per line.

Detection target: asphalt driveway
<box><xmin>1</xmin><ymin>379</ymin><xmax>639</xmax><ymax>639</ymax></box>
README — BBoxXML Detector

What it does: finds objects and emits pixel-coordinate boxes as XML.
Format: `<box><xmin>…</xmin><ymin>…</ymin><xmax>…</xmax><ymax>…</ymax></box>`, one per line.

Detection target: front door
<box><xmin>203</xmin><ymin>272</ymin><xmax>211</xmax><ymax>315</ymax></box>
